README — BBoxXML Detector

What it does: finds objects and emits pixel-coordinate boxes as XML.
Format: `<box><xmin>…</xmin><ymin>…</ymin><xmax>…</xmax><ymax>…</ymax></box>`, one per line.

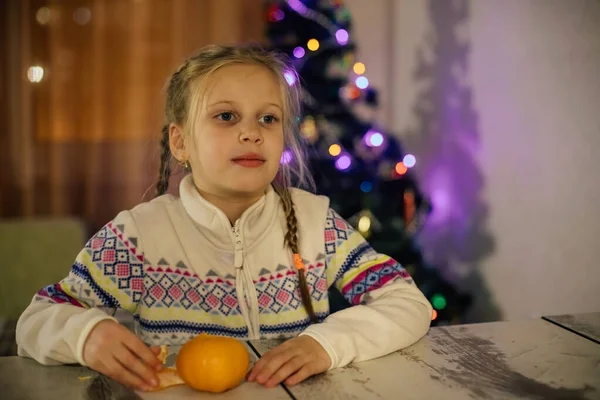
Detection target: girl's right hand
<box><xmin>82</xmin><ymin>319</ymin><xmax>163</xmax><ymax>391</ymax></box>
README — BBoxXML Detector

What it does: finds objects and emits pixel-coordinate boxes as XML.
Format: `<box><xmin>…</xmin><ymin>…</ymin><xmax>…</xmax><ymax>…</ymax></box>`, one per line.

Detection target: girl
<box><xmin>16</xmin><ymin>45</ymin><xmax>432</xmax><ymax>392</ymax></box>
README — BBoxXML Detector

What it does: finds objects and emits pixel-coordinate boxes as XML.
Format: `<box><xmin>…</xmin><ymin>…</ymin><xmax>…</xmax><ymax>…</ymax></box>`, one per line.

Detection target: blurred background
<box><xmin>1</xmin><ymin>0</ymin><xmax>599</xmax><ymax>353</ymax></box>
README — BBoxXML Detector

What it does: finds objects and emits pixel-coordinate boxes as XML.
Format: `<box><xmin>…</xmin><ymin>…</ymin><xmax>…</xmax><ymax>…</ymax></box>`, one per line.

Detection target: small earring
<box><xmin>179</xmin><ymin>160</ymin><xmax>191</xmax><ymax>171</ymax></box>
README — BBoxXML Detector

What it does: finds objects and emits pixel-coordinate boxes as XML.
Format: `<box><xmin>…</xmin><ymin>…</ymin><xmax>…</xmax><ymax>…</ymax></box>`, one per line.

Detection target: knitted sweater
<box><xmin>16</xmin><ymin>175</ymin><xmax>432</xmax><ymax>370</ymax></box>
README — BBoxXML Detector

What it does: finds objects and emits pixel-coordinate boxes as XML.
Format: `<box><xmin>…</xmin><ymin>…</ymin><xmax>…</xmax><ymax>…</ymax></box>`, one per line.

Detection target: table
<box><xmin>543</xmin><ymin>312</ymin><xmax>600</xmax><ymax>344</ymax></box>
<box><xmin>3</xmin><ymin>318</ymin><xmax>600</xmax><ymax>399</ymax></box>
<box><xmin>250</xmin><ymin>319</ymin><xmax>600</xmax><ymax>400</ymax></box>
<box><xmin>0</xmin><ymin>342</ymin><xmax>291</xmax><ymax>400</ymax></box>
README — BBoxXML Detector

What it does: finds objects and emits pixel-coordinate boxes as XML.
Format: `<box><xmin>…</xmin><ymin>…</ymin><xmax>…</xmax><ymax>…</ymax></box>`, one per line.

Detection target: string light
<box><xmin>300</xmin><ymin>116</ymin><xmax>317</xmax><ymax>141</ymax></box>
<box><xmin>358</xmin><ymin>216</ymin><xmax>371</xmax><ymax>233</ymax></box>
<box><xmin>328</xmin><ymin>144</ymin><xmax>342</xmax><ymax>156</ymax></box>
<box><xmin>335</xmin><ymin>154</ymin><xmax>352</xmax><ymax>170</ymax></box>
<box><xmin>307</xmin><ymin>39</ymin><xmax>320</xmax><ymax>51</ymax></box>
<box><xmin>360</xmin><ymin>181</ymin><xmax>372</xmax><ymax>193</ymax></box>
<box><xmin>283</xmin><ymin>70</ymin><xmax>297</xmax><ymax>86</ymax></box>
<box><xmin>285</xmin><ymin>0</ymin><xmax>349</xmax><ymax>49</ymax></box>
<box><xmin>364</xmin><ymin>130</ymin><xmax>384</xmax><ymax>147</ymax></box>
<box><xmin>27</xmin><ymin>66</ymin><xmax>44</xmax><ymax>83</ymax></box>
<box><xmin>335</xmin><ymin>29</ymin><xmax>349</xmax><ymax>45</ymax></box>
<box><xmin>36</xmin><ymin>7</ymin><xmax>52</xmax><ymax>25</ymax></box>
<box><xmin>403</xmin><ymin>154</ymin><xmax>416</xmax><ymax>168</ymax></box>
<box><xmin>347</xmin><ymin>86</ymin><xmax>360</xmax><ymax>99</ymax></box>
<box><xmin>280</xmin><ymin>150</ymin><xmax>293</xmax><ymax>165</ymax></box>
<box><xmin>353</xmin><ymin>62</ymin><xmax>366</xmax><ymax>75</ymax></box>
<box><xmin>370</xmin><ymin>134</ymin><xmax>383</xmax><ymax>147</ymax></box>
<box><xmin>431</xmin><ymin>294</ymin><xmax>447</xmax><ymax>310</ymax></box>
<box><xmin>395</xmin><ymin>162</ymin><xmax>408</xmax><ymax>175</ymax></box>
<box><xmin>431</xmin><ymin>309</ymin><xmax>438</xmax><ymax>321</ymax></box>
<box><xmin>293</xmin><ymin>47</ymin><xmax>305</xmax><ymax>59</ymax></box>
<box><xmin>336</xmin><ymin>7</ymin><xmax>352</xmax><ymax>22</ymax></box>
<box><xmin>288</xmin><ymin>0</ymin><xmax>308</xmax><ymax>14</ymax></box>
<box><xmin>270</xmin><ymin>9</ymin><xmax>285</xmax><ymax>22</ymax></box>
<box><xmin>343</xmin><ymin>53</ymin><xmax>355</xmax><ymax>68</ymax></box>
<box><xmin>355</xmin><ymin>76</ymin><xmax>369</xmax><ymax>89</ymax></box>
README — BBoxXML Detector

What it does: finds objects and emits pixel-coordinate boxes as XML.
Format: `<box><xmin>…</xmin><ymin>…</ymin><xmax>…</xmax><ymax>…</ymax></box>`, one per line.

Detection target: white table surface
<box><xmin>0</xmin><ymin>342</ymin><xmax>291</xmax><ymax>400</ymax></box>
<box><xmin>4</xmin><ymin>318</ymin><xmax>599</xmax><ymax>399</ymax></box>
<box><xmin>250</xmin><ymin>319</ymin><xmax>600</xmax><ymax>400</ymax></box>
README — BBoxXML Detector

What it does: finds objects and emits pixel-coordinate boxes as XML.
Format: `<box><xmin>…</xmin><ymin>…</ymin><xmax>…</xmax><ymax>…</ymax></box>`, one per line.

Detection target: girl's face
<box><xmin>181</xmin><ymin>64</ymin><xmax>285</xmax><ymax>200</ymax></box>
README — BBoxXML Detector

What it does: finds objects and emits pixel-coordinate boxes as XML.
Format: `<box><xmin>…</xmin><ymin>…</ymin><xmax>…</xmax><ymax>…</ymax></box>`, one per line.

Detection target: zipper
<box><xmin>232</xmin><ymin>221</ymin><xmax>243</xmax><ymax>269</ymax></box>
<box><xmin>232</xmin><ymin>221</ymin><xmax>258</xmax><ymax>338</ymax></box>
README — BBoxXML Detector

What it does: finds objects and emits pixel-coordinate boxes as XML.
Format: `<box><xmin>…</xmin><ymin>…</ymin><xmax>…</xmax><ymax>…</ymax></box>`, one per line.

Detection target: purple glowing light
<box><xmin>364</xmin><ymin>130</ymin><xmax>384</xmax><ymax>147</ymax></box>
<box><xmin>403</xmin><ymin>154</ymin><xmax>416</xmax><ymax>168</ymax></box>
<box><xmin>335</xmin><ymin>29</ymin><xmax>349</xmax><ymax>45</ymax></box>
<box><xmin>427</xmin><ymin>169</ymin><xmax>452</xmax><ymax>225</ymax></box>
<box><xmin>288</xmin><ymin>0</ymin><xmax>308</xmax><ymax>14</ymax></box>
<box><xmin>273</xmin><ymin>10</ymin><xmax>285</xmax><ymax>21</ymax></box>
<box><xmin>284</xmin><ymin>70</ymin><xmax>297</xmax><ymax>86</ymax></box>
<box><xmin>431</xmin><ymin>188</ymin><xmax>451</xmax><ymax>223</ymax></box>
<box><xmin>293</xmin><ymin>46</ymin><xmax>305</xmax><ymax>59</ymax></box>
<box><xmin>370</xmin><ymin>133</ymin><xmax>383</xmax><ymax>147</ymax></box>
<box><xmin>280</xmin><ymin>150</ymin><xmax>293</xmax><ymax>164</ymax></box>
<box><xmin>335</xmin><ymin>154</ymin><xmax>352</xmax><ymax>170</ymax></box>
<box><xmin>355</xmin><ymin>76</ymin><xmax>369</xmax><ymax>89</ymax></box>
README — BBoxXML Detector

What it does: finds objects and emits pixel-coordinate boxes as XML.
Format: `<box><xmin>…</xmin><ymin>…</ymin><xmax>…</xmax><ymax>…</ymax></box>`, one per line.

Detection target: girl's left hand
<box><xmin>247</xmin><ymin>335</ymin><xmax>331</xmax><ymax>388</ymax></box>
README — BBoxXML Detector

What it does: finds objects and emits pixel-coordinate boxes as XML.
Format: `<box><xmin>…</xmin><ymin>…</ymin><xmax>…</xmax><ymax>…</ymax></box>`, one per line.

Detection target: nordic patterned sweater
<box><xmin>16</xmin><ymin>174</ymin><xmax>432</xmax><ymax>370</ymax></box>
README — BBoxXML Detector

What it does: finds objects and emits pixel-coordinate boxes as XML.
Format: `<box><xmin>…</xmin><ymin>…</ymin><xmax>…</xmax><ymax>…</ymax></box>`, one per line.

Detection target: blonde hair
<box><xmin>156</xmin><ymin>44</ymin><xmax>318</xmax><ymax>323</ymax></box>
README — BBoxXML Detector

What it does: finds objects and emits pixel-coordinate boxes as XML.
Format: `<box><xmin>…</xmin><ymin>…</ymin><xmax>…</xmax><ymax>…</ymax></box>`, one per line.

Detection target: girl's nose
<box><xmin>239</xmin><ymin>122</ymin><xmax>263</xmax><ymax>144</ymax></box>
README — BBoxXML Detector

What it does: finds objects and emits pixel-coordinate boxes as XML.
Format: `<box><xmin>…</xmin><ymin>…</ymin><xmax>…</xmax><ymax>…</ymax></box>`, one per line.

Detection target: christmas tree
<box><xmin>265</xmin><ymin>0</ymin><xmax>471</xmax><ymax>325</ymax></box>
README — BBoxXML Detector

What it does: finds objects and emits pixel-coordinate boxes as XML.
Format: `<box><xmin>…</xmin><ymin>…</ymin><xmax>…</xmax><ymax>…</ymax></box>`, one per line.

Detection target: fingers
<box><xmin>248</xmin><ymin>336</ymin><xmax>331</xmax><ymax>388</ymax></box>
<box><xmin>113</xmin><ymin>344</ymin><xmax>158</xmax><ymax>389</ymax></box>
<box><xmin>247</xmin><ymin>341</ymin><xmax>292</xmax><ymax>382</ymax></box>
<box><xmin>285</xmin><ymin>365</ymin><xmax>315</xmax><ymax>386</ymax></box>
<box><xmin>248</xmin><ymin>346</ymin><xmax>297</xmax><ymax>384</ymax></box>
<box><xmin>82</xmin><ymin>320</ymin><xmax>165</xmax><ymax>391</ymax></box>
<box><xmin>264</xmin><ymin>356</ymin><xmax>306</xmax><ymax>388</ymax></box>
<box><xmin>124</xmin><ymin>334</ymin><xmax>163</xmax><ymax>372</ymax></box>
<box><xmin>102</xmin><ymin>356</ymin><xmax>153</xmax><ymax>392</ymax></box>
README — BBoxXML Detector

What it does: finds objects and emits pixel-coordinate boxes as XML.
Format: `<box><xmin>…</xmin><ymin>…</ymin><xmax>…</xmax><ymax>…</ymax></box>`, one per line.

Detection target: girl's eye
<box><xmin>259</xmin><ymin>115</ymin><xmax>278</xmax><ymax>124</ymax></box>
<box><xmin>216</xmin><ymin>112</ymin><xmax>235</xmax><ymax>122</ymax></box>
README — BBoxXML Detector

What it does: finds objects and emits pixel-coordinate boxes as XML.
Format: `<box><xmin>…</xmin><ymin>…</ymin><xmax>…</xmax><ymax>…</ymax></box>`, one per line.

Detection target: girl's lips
<box><xmin>233</xmin><ymin>159</ymin><xmax>265</xmax><ymax>168</ymax></box>
<box><xmin>231</xmin><ymin>152</ymin><xmax>265</xmax><ymax>168</ymax></box>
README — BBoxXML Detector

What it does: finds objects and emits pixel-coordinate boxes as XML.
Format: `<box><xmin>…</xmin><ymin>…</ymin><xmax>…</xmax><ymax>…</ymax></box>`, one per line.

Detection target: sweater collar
<box><xmin>179</xmin><ymin>174</ymin><xmax>279</xmax><ymax>248</ymax></box>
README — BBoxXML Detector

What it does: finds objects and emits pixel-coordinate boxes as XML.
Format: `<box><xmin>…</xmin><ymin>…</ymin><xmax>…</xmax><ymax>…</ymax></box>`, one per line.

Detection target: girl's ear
<box><xmin>169</xmin><ymin>123</ymin><xmax>188</xmax><ymax>162</ymax></box>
